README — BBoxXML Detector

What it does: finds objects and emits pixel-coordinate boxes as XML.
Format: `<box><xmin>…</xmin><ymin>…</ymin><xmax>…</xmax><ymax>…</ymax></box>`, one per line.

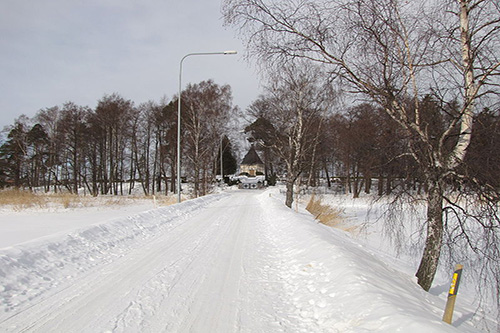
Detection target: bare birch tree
<box><xmin>223</xmin><ymin>0</ymin><xmax>500</xmax><ymax>294</ymax></box>
<box><xmin>181</xmin><ymin>80</ymin><xmax>235</xmax><ymax>197</ymax></box>
<box><xmin>245</xmin><ymin>62</ymin><xmax>335</xmax><ymax>207</ymax></box>
<box><xmin>58</xmin><ymin>102</ymin><xmax>90</xmax><ymax>194</ymax></box>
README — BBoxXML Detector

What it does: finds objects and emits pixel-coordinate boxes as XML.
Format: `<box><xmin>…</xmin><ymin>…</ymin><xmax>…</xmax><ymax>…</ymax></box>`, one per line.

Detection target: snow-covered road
<box><xmin>0</xmin><ymin>190</ymin><xmax>472</xmax><ymax>332</ymax></box>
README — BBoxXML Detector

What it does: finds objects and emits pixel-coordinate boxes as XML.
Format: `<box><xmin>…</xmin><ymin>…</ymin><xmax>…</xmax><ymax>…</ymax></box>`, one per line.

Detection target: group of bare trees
<box><xmin>182</xmin><ymin>80</ymin><xmax>238</xmax><ymax>197</ymax></box>
<box><xmin>224</xmin><ymin>0</ymin><xmax>500</xmax><ymax>311</ymax></box>
<box><xmin>0</xmin><ymin>80</ymin><xmax>238</xmax><ymax>197</ymax></box>
<box><xmin>245</xmin><ymin>63</ymin><xmax>337</xmax><ymax>206</ymax></box>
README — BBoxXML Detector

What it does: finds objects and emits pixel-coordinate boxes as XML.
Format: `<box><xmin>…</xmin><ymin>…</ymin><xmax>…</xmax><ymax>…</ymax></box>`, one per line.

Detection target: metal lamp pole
<box><xmin>220</xmin><ymin>135</ymin><xmax>224</xmax><ymax>183</ymax></box>
<box><xmin>177</xmin><ymin>51</ymin><xmax>237</xmax><ymax>203</ymax></box>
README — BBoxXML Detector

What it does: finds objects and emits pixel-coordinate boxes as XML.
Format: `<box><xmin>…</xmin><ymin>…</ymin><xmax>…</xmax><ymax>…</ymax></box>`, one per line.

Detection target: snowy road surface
<box><xmin>0</xmin><ymin>190</ymin><xmax>468</xmax><ymax>332</ymax></box>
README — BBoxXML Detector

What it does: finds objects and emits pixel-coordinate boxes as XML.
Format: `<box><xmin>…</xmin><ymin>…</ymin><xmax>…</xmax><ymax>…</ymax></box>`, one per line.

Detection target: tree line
<box><xmin>246</xmin><ymin>66</ymin><xmax>500</xmax><ymax>204</ymax></box>
<box><xmin>0</xmin><ymin>80</ymin><xmax>238</xmax><ymax>197</ymax></box>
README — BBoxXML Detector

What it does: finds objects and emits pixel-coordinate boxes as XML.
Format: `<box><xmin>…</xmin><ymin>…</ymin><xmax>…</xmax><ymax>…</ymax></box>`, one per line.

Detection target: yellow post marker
<box><xmin>443</xmin><ymin>264</ymin><xmax>463</xmax><ymax>324</ymax></box>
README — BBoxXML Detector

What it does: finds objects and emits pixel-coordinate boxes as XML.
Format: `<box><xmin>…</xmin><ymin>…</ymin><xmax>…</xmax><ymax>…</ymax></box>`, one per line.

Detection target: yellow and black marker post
<box><xmin>442</xmin><ymin>264</ymin><xmax>463</xmax><ymax>324</ymax></box>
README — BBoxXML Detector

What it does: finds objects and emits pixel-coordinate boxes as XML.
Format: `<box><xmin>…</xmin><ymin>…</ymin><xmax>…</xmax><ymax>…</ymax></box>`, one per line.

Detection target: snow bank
<box><xmin>257</xmin><ymin>191</ymin><xmax>465</xmax><ymax>332</ymax></box>
<box><xmin>0</xmin><ymin>193</ymin><xmax>228</xmax><ymax>313</ymax></box>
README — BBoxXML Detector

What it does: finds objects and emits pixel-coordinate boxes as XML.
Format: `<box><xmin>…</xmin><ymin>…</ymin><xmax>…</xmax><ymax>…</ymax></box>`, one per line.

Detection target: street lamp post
<box><xmin>220</xmin><ymin>135</ymin><xmax>224</xmax><ymax>183</ymax></box>
<box><xmin>177</xmin><ymin>51</ymin><xmax>237</xmax><ymax>203</ymax></box>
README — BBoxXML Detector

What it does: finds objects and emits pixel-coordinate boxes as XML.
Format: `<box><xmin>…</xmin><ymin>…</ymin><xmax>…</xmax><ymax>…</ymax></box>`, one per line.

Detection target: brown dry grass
<box><xmin>151</xmin><ymin>195</ymin><xmax>178</xmax><ymax>207</ymax></box>
<box><xmin>0</xmin><ymin>190</ymin><xmax>88</xmax><ymax>210</ymax></box>
<box><xmin>306</xmin><ymin>193</ymin><xmax>360</xmax><ymax>234</ymax></box>
<box><xmin>0</xmin><ymin>189</ymin><xmax>177</xmax><ymax>210</ymax></box>
<box><xmin>306</xmin><ymin>193</ymin><xmax>344</xmax><ymax>227</ymax></box>
<box><xmin>49</xmin><ymin>193</ymin><xmax>82</xmax><ymax>208</ymax></box>
<box><xmin>0</xmin><ymin>189</ymin><xmax>47</xmax><ymax>210</ymax></box>
<box><xmin>308</xmin><ymin>194</ymin><xmax>359</xmax><ymax>234</ymax></box>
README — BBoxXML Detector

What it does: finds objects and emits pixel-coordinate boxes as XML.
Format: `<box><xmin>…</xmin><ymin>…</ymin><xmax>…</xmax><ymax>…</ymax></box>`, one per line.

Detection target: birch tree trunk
<box><xmin>447</xmin><ymin>0</ymin><xmax>475</xmax><ymax>169</ymax></box>
<box><xmin>415</xmin><ymin>180</ymin><xmax>444</xmax><ymax>291</ymax></box>
<box><xmin>416</xmin><ymin>0</ymin><xmax>478</xmax><ymax>290</ymax></box>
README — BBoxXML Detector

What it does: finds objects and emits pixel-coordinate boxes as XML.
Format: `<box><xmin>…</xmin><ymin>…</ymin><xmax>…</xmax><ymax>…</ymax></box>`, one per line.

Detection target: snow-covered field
<box><xmin>0</xmin><ymin>189</ymin><xmax>496</xmax><ymax>332</ymax></box>
<box><xmin>0</xmin><ymin>197</ymin><xmax>159</xmax><ymax>248</ymax></box>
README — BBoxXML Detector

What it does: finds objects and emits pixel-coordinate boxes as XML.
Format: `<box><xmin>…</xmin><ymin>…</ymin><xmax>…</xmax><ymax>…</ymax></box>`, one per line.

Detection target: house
<box><xmin>238</xmin><ymin>146</ymin><xmax>265</xmax><ymax>189</ymax></box>
<box><xmin>239</xmin><ymin>146</ymin><xmax>264</xmax><ymax>176</ymax></box>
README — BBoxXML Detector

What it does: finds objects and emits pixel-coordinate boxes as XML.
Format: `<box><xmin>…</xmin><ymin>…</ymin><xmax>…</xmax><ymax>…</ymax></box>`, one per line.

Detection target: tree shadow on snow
<box><xmin>429</xmin><ymin>283</ymin><xmax>449</xmax><ymax>296</ymax></box>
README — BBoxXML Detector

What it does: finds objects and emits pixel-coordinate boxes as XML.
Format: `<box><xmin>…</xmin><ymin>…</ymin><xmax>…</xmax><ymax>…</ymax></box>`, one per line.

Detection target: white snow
<box><xmin>0</xmin><ymin>189</ymin><xmax>494</xmax><ymax>332</ymax></box>
<box><xmin>0</xmin><ymin>199</ymin><xmax>158</xmax><ymax>248</ymax></box>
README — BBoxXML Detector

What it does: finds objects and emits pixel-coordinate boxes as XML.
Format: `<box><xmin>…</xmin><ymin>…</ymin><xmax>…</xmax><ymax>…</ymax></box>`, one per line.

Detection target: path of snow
<box><xmin>0</xmin><ymin>190</ymin><xmax>479</xmax><ymax>332</ymax></box>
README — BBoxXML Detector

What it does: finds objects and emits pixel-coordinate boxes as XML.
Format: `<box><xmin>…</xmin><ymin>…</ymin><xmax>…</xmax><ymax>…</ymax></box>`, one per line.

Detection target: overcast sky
<box><xmin>0</xmin><ymin>0</ymin><xmax>262</xmax><ymax>131</ymax></box>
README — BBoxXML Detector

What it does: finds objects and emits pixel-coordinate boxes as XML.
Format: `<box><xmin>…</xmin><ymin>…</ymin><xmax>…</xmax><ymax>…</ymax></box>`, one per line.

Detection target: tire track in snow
<box><xmin>174</xmin><ymin>194</ymin><xmax>252</xmax><ymax>332</ymax></box>
<box><xmin>111</xmin><ymin>200</ymin><xmax>239</xmax><ymax>332</ymax></box>
<box><xmin>0</xmin><ymin>195</ymin><xmax>235</xmax><ymax>332</ymax></box>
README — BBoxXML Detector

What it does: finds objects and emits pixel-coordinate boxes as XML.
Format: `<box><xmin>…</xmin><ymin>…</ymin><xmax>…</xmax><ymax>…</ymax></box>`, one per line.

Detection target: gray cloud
<box><xmin>0</xmin><ymin>0</ymin><xmax>261</xmax><ymax>130</ymax></box>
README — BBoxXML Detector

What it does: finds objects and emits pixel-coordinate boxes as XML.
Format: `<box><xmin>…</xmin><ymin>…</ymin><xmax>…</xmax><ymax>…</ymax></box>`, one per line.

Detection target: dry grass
<box><xmin>305</xmin><ymin>193</ymin><xmax>364</xmax><ymax>234</ymax></box>
<box><xmin>0</xmin><ymin>189</ymin><xmax>47</xmax><ymax>210</ymax></box>
<box><xmin>306</xmin><ymin>193</ymin><xmax>344</xmax><ymax>227</ymax></box>
<box><xmin>49</xmin><ymin>193</ymin><xmax>83</xmax><ymax>208</ymax></box>
<box><xmin>0</xmin><ymin>189</ymin><xmax>177</xmax><ymax>211</ymax></box>
<box><xmin>0</xmin><ymin>190</ymin><xmax>88</xmax><ymax>210</ymax></box>
<box><xmin>151</xmin><ymin>195</ymin><xmax>178</xmax><ymax>207</ymax></box>
<box><xmin>306</xmin><ymin>195</ymin><xmax>359</xmax><ymax>234</ymax></box>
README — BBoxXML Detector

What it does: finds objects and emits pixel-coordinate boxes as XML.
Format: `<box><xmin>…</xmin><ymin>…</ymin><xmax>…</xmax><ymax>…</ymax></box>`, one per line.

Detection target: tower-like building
<box><xmin>239</xmin><ymin>146</ymin><xmax>264</xmax><ymax>176</ymax></box>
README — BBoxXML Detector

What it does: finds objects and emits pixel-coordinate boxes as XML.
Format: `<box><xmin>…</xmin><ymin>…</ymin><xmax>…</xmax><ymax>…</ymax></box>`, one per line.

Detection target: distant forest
<box><xmin>0</xmin><ymin>80</ymin><xmax>240</xmax><ymax>197</ymax></box>
<box><xmin>1</xmin><ymin>80</ymin><xmax>499</xmax><ymax>200</ymax></box>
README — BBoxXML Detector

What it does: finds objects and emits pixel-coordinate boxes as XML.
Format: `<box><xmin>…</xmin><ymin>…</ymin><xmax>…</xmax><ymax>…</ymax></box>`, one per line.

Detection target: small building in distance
<box><xmin>239</xmin><ymin>146</ymin><xmax>264</xmax><ymax>176</ymax></box>
<box><xmin>238</xmin><ymin>146</ymin><xmax>265</xmax><ymax>189</ymax></box>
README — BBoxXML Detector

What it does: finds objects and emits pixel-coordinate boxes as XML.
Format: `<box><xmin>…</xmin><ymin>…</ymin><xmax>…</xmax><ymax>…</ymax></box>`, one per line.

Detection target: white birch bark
<box><xmin>447</xmin><ymin>0</ymin><xmax>475</xmax><ymax>170</ymax></box>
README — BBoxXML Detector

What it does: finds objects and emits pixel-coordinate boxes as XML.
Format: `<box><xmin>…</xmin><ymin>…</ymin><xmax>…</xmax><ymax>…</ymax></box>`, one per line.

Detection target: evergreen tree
<box><xmin>0</xmin><ymin>122</ymin><xmax>28</xmax><ymax>188</ymax></box>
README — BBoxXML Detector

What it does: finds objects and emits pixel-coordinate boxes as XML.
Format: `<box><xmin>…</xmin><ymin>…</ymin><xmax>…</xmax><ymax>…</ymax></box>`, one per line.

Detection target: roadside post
<box><xmin>442</xmin><ymin>264</ymin><xmax>463</xmax><ymax>324</ymax></box>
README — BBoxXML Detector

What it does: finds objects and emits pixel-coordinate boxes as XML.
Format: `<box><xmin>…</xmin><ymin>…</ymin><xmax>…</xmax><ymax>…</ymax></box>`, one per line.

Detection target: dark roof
<box><xmin>241</xmin><ymin>146</ymin><xmax>264</xmax><ymax>165</ymax></box>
